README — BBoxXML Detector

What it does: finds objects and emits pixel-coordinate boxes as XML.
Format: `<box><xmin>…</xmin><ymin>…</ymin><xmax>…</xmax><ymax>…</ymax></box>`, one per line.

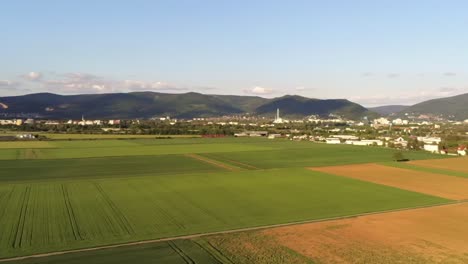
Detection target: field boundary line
<box><xmin>1</xmin><ymin>200</ymin><xmax>466</xmax><ymax>262</ymax></box>
<box><xmin>205</xmin><ymin>155</ymin><xmax>259</xmax><ymax>170</ymax></box>
<box><xmin>184</xmin><ymin>153</ymin><xmax>239</xmax><ymax>171</ymax></box>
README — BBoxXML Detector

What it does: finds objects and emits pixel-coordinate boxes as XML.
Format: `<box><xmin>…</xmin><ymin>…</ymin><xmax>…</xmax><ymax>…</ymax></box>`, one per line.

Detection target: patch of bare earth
<box><xmin>409</xmin><ymin>157</ymin><xmax>468</xmax><ymax>174</ymax></box>
<box><xmin>207</xmin><ymin>232</ymin><xmax>313</xmax><ymax>264</ymax></box>
<box><xmin>310</xmin><ymin>163</ymin><xmax>468</xmax><ymax>200</ymax></box>
<box><xmin>263</xmin><ymin>203</ymin><xmax>468</xmax><ymax>264</ymax></box>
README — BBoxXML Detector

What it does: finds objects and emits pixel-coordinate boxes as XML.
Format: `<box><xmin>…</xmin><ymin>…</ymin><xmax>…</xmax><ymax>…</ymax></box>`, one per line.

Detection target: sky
<box><xmin>1</xmin><ymin>0</ymin><xmax>468</xmax><ymax>106</ymax></box>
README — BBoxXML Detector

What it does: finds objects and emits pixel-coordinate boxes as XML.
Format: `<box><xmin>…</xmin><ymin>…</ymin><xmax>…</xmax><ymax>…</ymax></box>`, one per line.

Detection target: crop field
<box><xmin>0</xmin><ymin>137</ymin><xmax>458</xmax><ymax>262</ymax></box>
<box><xmin>9</xmin><ymin>240</ymin><xmax>224</xmax><ymax>264</ymax></box>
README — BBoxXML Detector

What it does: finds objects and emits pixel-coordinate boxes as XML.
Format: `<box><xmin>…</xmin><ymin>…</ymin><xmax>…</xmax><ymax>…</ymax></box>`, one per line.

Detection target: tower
<box><xmin>276</xmin><ymin>108</ymin><xmax>280</xmax><ymax>120</ymax></box>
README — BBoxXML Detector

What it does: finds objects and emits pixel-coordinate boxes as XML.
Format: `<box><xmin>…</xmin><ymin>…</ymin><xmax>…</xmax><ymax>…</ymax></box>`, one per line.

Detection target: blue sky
<box><xmin>1</xmin><ymin>0</ymin><xmax>468</xmax><ymax>106</ymax></box>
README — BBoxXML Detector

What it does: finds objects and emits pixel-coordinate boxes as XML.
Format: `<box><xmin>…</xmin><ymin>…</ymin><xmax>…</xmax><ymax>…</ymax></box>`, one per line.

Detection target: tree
<box><xmin>393</xmin><ymin>151</ymin><xmax>406</xmax><ymax>162</ymax></box>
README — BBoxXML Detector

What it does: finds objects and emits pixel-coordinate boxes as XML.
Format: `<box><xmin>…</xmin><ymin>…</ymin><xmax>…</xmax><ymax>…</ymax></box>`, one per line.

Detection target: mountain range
<box><xmin>0</xmin><ymin>92</ymin><xmax>467</xmax><ymax>120</ymax></box>
<box><xmin>368</xmin><ymin>105</ymin><xmax>409</xmax><ymax>115</ymax></box>
<box><xmin>402</xmin><ymin>93</ymin><xmax>468</xmax><ymax>120</ymax></box>
<box><xmin>0</xmin><ymin>92</ymin><xmax>374</xmax><ymax>119</ymax></box>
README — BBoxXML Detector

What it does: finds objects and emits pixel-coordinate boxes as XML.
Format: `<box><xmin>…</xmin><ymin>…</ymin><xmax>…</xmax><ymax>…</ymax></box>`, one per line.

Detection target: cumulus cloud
<box><xmin>244</xmin><ymin>86</ymin><xmax>273</xmax><ymax>95</ymax></box>
<box><xmin>22</xmin><ymin>71</ymin><xmax>42</xmax><ymax>81</ymax></box>
<box><xmin>295</xmin><ymin>86</ymin><xmax>305</xmax><ymax>91</ymax></box>
<box><xmin>21</xmin><ymin>72</ymin><xmax>189</xmax><ymax>94</ymax></box>
<box><xmin>41</xmin><ymin>73</ymin><xmax>113</xmax><ymax>94</ymax></box>
<box><xmin>123</xmin><ymin>80</ymin><xmax>187</xmax><ymax>91</ymax></box>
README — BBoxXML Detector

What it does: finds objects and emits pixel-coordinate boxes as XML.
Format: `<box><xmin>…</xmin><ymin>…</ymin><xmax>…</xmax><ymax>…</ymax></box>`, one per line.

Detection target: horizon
<box><xmin>1</xmin><ymin>1</ymin><xmax>468</xmax><ymax>107</ymax></box>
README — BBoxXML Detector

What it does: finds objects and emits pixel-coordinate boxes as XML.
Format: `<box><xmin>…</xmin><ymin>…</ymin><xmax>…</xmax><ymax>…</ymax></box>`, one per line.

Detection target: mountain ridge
<box><xmin>0</xmin><ymin>92</ymin><xmax>375</xmax><ymax>119</ymax></box>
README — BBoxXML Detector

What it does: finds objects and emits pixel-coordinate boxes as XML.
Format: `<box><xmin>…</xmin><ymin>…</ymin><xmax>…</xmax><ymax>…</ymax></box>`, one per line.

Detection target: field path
<box><xmin>185</xmin><ymin>153</ymin><xmax>240</xmax><ymax>171</ymax></box>
<box><xmin>1</xmin><ymin>200</ymin><xmax>465</xmax><ymax>263</ymax></box>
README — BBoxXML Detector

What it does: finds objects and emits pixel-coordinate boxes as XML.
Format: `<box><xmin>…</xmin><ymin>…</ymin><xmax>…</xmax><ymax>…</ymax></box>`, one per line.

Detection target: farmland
<box><xmin>0</xmin><ymin>137</ymin><xmax>462</xmax><ymax>263</ymax></box>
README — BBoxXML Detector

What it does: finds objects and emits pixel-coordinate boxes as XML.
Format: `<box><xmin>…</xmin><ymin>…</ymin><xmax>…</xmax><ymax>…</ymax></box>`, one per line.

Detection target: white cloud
<box><xmin>123</xmin><ymin>80</ymin><xmax>187</xmax><ymax>91</ymax></box>
<box><xmin>0</xmin><ymin>80</ymin><xmax>17</xmax><ymax>87</ymax></box>
<box><xmin>41</xmin><ymin>73</ymin><xmax>114</xmax><ymax>94</ymax></box>
<box><xmin>23</xmin><ymin>71</ymin><xmax>42</xmax><ymax>81</ymax></box>
<box><xmin>26</xmin><ymin>72</ymin><xmax>189</xmax><ymax>94</ymax></box>
<box><xmin>295</xmin><ymin>86</ymin><xmax>305</xmax><ymax>91</ymax></box>
<box><xmin>244</xmin><ymin>86</ymin><xmax>273</xmax><ymax>95</ymax></box>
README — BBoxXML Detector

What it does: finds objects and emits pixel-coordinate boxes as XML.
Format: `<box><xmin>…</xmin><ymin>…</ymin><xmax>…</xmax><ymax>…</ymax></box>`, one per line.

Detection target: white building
<box><xmin>273</xmin><ymin>108</ymin><xmax>288</xmax><ymax>124</ymax></box>
<box><xmin>417</xmin><ymin>137</ymin><xmax>441</xmax><ymax>144</ymax></box>
<box><xmin>346</xmin><ymin>140</ymin><xmax>383</xmax><ymax>146</ymax></box>
<box><xmin>325</xmin><ymin>138</ymin><xmax>341</xmax><ymax>144</ymax></box>
<box><xmin>373</xmin><ymin>117</ymin><xmax>391</xmax><ymax>126</ymax></box>
<box><xmin>331</xmin><ymin>135</ymin><xmax>359</xmax><ymax>140</ymax></box>
<box><xmin>392</xmin><ymin>118</ymin><xmax>409</xmax><ymax>125</ymax></box>
<box><xmin>393</xmin><ymin>137</ymin><xmax>408</xmax><ymax>147</ymax></box>
<box><xmin>458</xmin><ymin>146</ymin><xmax>467</xmax><ymax>156</ymax></box>
<box><xmin>423</xmin><ymin>144</ymin><xmax>439</xmax><ymax>153</ymax></box>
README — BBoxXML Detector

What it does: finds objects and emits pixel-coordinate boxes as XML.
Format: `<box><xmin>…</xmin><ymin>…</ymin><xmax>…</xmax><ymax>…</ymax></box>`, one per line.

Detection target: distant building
<box><xmin>423</xmin><ymin>144</ymin><xmax>439</xmax><ymax>153</ymax></box>
<box><xmin>346</xmin><ymin>139</ymin><xmax>383</xmax><ymax>146</ymax></box>
<box><xmin>331</xmin><ymin>135</ymin><xmax>359</xmax><ymax>140</ymax></box>
<box><xmin>273</xmin><ymin>108</ymin><xmax>288</xmax><ymax>124</ymax></box>
<box><xmin>417</xmin><ymin>136</ymin><xmax>441</xmax><ymax>144</ymax></box>
<box><xmin>268</xmin><ymin>134</ymin><xmax>282</xmax><ymax>139</ymax></box>
<box><xmin>16</xmin><ymin>134</ymin><xmax>35</xmax><ymax>140</ymax></box>
<box><xmin>392</xmin><ymin>118</ymin><xmax>409</xmax><ymax>125</ymax></box>
<box><xmin>393</xmin><ymin>137</ymin><xmax>408</xmax><ymax>147</ymax></box>
<box><xmin>458</xmin><ymin>146</ymin><xmax>466</xmax><ymax>156</ymax></box>
<box><xmin>373</xmin><ymin>117</ymin><xmax>391</xmax><ymax>126</ymax></box>
<box><xmin>234</xmin><ymin>131</ymin><xmax>268</xmax><ymax>137</ymax></box>
<box><xmin>325</xmin><ymin>138</ymin><xmax>341</xmax><ymax>144</ymax></box>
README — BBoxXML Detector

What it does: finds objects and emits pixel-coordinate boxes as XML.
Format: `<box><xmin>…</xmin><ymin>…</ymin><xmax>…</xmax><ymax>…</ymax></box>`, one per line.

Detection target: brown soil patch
<box><xmin>310</xmin><ymin>163</ymin><xmax>468</xmax><ymax>200</ymax></box>
<box><xmin>263</xmin><ymin>203</ymin><xmax>468</xmax><ymax>263</ymax></box>
<box><xmin>409</xmin><ymin>157</ymin><xmax>468</xmax><ymax>174</ymax></box>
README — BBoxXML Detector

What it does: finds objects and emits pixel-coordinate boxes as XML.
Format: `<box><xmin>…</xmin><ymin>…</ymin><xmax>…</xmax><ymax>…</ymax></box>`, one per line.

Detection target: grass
<box><xmin>42</xmin><ymin>134</ymin><xmax>202</xmax><ymax>140</ymax></box>
<box><xmin>0</xmin><ymin>142</ymin><xmax>275</xmax><ymax>160</ymax></box>
<box><xmin>201</xmin><ymin>144</ymin><xmax>445</xmax><ymax>169</ymax></box>
<box><xmin>0</xmin><ymin>155</ymin><xmax>225</xmax><ymax>182</ymax></box>
<box><xmin>0</xmin><ymin>168</ymin><xmax>449</xmax><ymax>258</ymax></box>
<box><xmin>0</xmin><ymin>141</ymin><xmax>54</xmax><ymax>149</ymax></box>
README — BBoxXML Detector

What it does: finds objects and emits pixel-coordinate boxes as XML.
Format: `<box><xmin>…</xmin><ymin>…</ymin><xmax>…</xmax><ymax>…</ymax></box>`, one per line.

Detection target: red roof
<box><xmin>458</xmin><ymin>145</ymin><xmax>466</xmax><ymax>151</ymax></box>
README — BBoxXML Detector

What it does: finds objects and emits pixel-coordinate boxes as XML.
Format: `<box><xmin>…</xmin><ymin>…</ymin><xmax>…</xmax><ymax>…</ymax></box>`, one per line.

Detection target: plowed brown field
<box><xmin>310</xmin><ymin>163</ymin><xmax>468</xmax><ymax>200</ymax></box>
<box><xmin>409</xmin><ymin>157</ymin><xmax>468</xmax><ymax>174</ymax></box>
<box><xmin>263</xmin><ymin>203</ymin><xmax>468</xmax><ymax>263</ymax></box>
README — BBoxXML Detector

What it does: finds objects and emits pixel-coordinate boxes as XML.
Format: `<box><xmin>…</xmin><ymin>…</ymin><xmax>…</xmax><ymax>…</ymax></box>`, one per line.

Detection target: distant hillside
<box><xmin>369</xmin><ymin>105</ymin><xmax>409</xmax><ymax>116</ymax></box>
<box><xmin>0</xmin><ymin>92</ymin><xmax>374</xmax><ymax>119</ymax></box>
<box><xmin>255</xmin><ymin>95</ymin><xmax>376</xmax><ymax>119</ymax></box>
<box><xmin>402</xmin><ymin>93</ymin><xmax>468</xmax><ymax>120</ymax></box>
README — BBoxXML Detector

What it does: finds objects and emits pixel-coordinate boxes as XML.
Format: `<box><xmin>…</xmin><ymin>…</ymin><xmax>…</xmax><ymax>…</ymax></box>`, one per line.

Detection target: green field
<box><xmin>0</xmin><ymin>137</ymin><xmax>453</xmax><ymax>261</ymax></box>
